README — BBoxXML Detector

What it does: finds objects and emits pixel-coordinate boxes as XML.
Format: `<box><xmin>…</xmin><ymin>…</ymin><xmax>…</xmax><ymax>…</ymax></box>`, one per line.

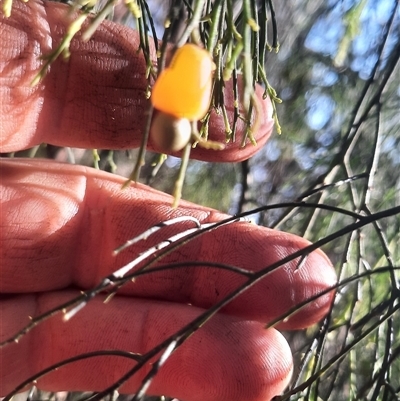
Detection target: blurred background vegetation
<box><xmin>6</xmin><ymin>0</ymin><xmax>400</xmax><ymax>400</ymax></box>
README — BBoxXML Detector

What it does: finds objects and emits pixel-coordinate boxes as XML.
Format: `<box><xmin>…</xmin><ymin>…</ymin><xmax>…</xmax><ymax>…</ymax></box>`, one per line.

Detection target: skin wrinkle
<box><xmin>191</xmin><ymin>228</ymin><xmax>223</xmax><ymax>308</ymax></box>
<box><xmin>0</xmin><ymin>160</ymin><xmax>86</xmax><ymax>291</ymax></box>
<box><xmin>83</xmin><ymin>176</ymin><xmax>111</xmax><ymax>286</ymax></box>
<box><xmin>40</xmin><ymin>1</ymin><xmax>70</xmax><ymax>142</ymax></box>
<box><xmin>30</xmin><ymin>293</ymin><xmax>49</xmax><ymax>386</ymax></box>
<box><xmin>123</xmin><ymin>209</ymin><xmax>206</xmax><ymax>303</ymax></box>
<box><xmin>70</xmin><ymin>173</ymin><xmax>91</xmax><ymax>290</ymax></box>
<box><xmin>82</xmin><ymin>171</ymin><xmax>137</xmax><ymax>289</ymax></box>
<box><xmin>0</xmin><ymin>295</ymin><xmax>36</xmax><ymax>385</ymax></box>
<box><xmin>52</xmin><ymin>10</ymin><xmax>149</xmax><ymax>144</ymax></box>
<box><xmin>78</xmin><ymin>175</ymin><xmax>167</xmax><ymax>288</ymax></box>
<box><xmin>4</xmin><ymin>0</ymin><xmax>51</xmax><ymax>147</ymax></box>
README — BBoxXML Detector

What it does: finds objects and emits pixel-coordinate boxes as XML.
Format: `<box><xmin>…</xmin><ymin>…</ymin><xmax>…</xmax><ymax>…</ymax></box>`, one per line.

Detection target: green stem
<box><xmin>176</xmin><ymin>0</ymin><xmax>206</xmax><ymax>47</ymax></box>
<box><xmin>172</xmin><ymin>141</ymin><xmax>192</xmax><ymax>208</ymax></box>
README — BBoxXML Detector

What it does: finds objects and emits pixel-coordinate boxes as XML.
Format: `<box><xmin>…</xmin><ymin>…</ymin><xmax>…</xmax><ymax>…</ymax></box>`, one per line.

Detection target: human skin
<box><xmin>0</xmin><ymin>1</ymin><xmax>337</xmax><ymax>401</ymax></box>
<box><xmin>0</xmin><ymin>0</ymin><xmax>273</xmax><ymax>161</ymax></box>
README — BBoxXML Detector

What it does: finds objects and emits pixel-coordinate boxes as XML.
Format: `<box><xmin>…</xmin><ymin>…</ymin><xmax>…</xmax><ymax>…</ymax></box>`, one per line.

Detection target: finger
<box><xmin>0</xmin><ymin>0</ymin><xmax>273</xmax><ymax>161</ymax></box>
<box><xmin>1</xmin><ymin>292</ymin><xmax>293</xmax><ymax>401</ymax></box>
<box><xmin>1</xmin><ymin>159</ymin><xmax>337</xmax><ymax>330</ymax></box>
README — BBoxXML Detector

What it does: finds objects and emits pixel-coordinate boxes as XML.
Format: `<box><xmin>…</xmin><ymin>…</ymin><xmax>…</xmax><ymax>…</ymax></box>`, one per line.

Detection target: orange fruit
<box><xmin>151</xmin><ymin>44</ymin><xmax>215</xmax><ymax>121</ymax></box>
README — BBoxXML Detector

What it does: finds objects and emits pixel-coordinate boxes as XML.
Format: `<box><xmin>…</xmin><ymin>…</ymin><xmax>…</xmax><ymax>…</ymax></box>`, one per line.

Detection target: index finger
<box><xmin>0</xmin><ymin>0</ymin><xmax>274</xmax><ymax>161</ymax></box>
<box><xmin>1</xmin><ymin>158</ymin><xmax>337</xmax><ymax>331</ymax></box>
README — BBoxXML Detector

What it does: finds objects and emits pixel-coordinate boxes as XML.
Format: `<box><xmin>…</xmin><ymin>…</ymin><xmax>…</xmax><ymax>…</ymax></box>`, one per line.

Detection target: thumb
<box><xmin>0</xmin><ymin>0</ymin><xmax>274</xmax><ymax>161</ymax></box>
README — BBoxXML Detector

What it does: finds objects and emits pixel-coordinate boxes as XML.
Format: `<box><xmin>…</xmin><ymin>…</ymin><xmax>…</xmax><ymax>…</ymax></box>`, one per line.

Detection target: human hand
<box><xmin>0</xmin><ymin>2</ymin><xmax>337</xmax><ymax>401</ymax></box>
